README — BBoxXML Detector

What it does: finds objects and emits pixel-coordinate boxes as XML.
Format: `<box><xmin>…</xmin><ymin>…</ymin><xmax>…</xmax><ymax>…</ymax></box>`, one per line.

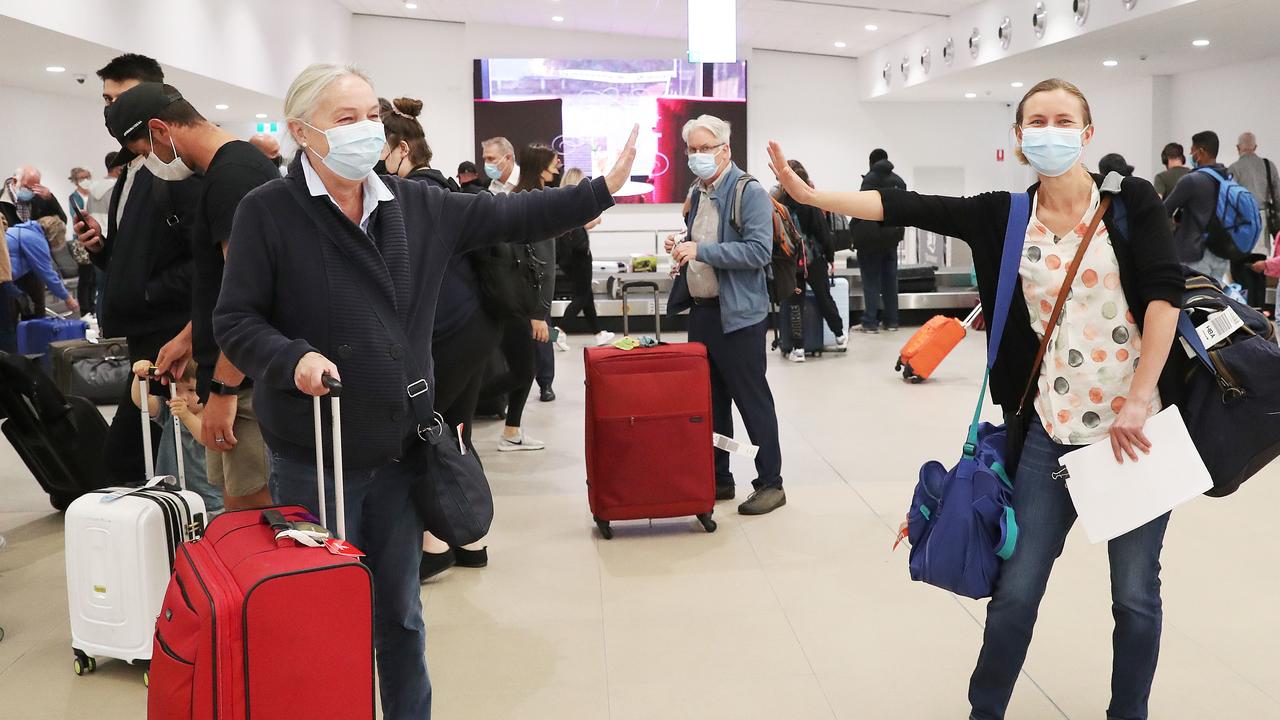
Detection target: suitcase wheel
<box><xmin>143</xmin><ymin>671</ymin><xmax>150</xmax><ymax>688</ymax></box>
<box><xmin>72</xmin><ymin>650</ymin><xmax>95</xmax><ymax>676</ymax></box>
<box><xmin>696</xmin><ymin>513</ymin><xmax>717</xmax><ymax>534</ymax></box>
<box><xmin>908</xmin><ymin>375</ymin><xmax>925</xmax><ymax>385</ymax></box>
<box><xmin>894</xmin><ymin>359</ymin><xmax>903</xmax><ymax>372</ymax></box>
<box><xmin>594</xmin><ymin>517</ymin><xmax>613</xmax><ymax>540</ymax></box>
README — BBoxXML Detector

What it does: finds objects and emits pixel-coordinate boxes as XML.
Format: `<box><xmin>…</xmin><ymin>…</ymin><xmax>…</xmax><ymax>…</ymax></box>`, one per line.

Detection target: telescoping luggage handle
<box><xmin>619</xmin><ymin>280</ymin><xmax>661</xmax><ymax>341</ymax></box>
<box><xmin>312</xmin><ymin>374</ymin><xmax>347</xmax><ymax>540</ymax></box>
<box><xmin>138</xmin><ymin>369</ymin><xmax>186</xmax><ymax>491</ymax></box>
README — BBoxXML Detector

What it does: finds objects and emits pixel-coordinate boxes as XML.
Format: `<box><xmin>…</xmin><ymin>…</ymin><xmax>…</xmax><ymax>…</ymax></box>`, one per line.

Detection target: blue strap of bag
<box><xmin>964</xmin><ymin>192</ymin><xmax>1030</xmax><ymax>457</ymax></box>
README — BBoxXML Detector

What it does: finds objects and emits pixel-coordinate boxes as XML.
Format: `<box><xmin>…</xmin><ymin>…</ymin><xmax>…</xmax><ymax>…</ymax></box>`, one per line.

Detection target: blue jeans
<box><xmin>270</xmin><ymin>451</ymin><xmax>431</xmax><ymax>720</ymax></box>
<box><xmin>857</xmin><ymin>250</ymin><xmax>899</xmax><ymax>329</ymax></box>
<box><xmin>969</xmin><ymin>421</ymin><xmax>1169</xmax><ymax>720</ymax></box>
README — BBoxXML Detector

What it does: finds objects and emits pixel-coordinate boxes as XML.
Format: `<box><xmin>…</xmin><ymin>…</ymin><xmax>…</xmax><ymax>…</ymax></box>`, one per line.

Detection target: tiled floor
<box><xmin>2</xmin><ymin>329</ymin><xmax>1278</xmax><ymax>719</ymax></box>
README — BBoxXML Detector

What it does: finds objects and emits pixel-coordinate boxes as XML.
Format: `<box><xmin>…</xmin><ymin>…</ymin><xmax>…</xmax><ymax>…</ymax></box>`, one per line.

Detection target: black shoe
<box><xmin>419</xmin><ymin>549</ymin><xmax>455</xmax><ymax>583</ymax></box>
<box><xmin>715</xmin><ymin>484</ymin><xmax>736</xmax><ymax>501</ymax></box>
<box><xmin>539</xmin><ymin>387</ymin><xmax>556</xmax><ymax>402</ymax></box>
<box><xmin>738</xmin><ymin>487</ymin><xmax>786</xmax><ymax>515</ymax></box>
<box><xmin>453</xmin><ymin>546</ymin><xmax>488</xmax><ymax>568</ymax></box>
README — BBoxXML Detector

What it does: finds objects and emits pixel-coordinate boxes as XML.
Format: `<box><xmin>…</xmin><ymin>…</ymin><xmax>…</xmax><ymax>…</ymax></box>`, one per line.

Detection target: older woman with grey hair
<box><xmin>214</xmin><ymin>62</ymin><xmax>637</xmax><ymax>718</ymax></box>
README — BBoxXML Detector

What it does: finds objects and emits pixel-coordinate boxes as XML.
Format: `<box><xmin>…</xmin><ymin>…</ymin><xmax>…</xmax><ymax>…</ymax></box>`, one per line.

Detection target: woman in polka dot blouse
<box><xmin>769</xmin><ymin>78</ymin><xmax>1185</xmax><ymax>720</ymax></box>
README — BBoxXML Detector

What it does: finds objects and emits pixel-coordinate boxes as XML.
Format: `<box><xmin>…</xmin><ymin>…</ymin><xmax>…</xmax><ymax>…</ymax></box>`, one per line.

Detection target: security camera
<box><xmin>74</xmin><ymin>74</ymin><xmax>87</xmax><ymax>85</ymax></box>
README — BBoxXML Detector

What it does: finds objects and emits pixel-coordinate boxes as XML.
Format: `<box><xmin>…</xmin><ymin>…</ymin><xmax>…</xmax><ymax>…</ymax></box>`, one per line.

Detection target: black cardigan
<box><xmin>214</xmin><ymin>158</ymin><xmax>614</xmax><ymax>469</ymax></box>
<box><xmin>879</xmin><ymin>173</ymin><xmax>1185</xmax><ymax>417</ymax></box>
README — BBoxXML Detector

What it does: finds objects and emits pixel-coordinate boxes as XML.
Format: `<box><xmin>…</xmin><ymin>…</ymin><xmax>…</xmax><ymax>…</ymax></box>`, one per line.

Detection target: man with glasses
<box><xmin>664</xmin><ymin>114</ymin><xmax>786</xmax><ymax>516</ymax></box>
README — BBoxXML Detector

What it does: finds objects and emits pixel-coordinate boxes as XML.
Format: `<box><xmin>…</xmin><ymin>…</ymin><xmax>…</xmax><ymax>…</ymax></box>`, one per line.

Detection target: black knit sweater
<box><xmin>214</xmin><ymin>158</ymin><xmax>614</xmax><ymax>468</ymax></box>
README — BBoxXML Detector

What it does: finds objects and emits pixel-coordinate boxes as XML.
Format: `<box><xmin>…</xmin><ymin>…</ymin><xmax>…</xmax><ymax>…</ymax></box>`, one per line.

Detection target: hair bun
<box><xmin>393</xmin><ymin>97</ymin><xmax>423</xmax><ymax>118</ymax></box>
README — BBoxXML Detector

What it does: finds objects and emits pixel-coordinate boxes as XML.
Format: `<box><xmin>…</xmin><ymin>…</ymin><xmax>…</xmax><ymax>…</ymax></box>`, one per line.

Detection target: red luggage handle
<box><xmin>620</xmin><ymin>280</ymin><xmax>662</xmax><ymax>341</ymax></box>
<box><xmin>312</xmin><ymin>374</ymin><xmax>348</xmax><ymax>540</ymax></box>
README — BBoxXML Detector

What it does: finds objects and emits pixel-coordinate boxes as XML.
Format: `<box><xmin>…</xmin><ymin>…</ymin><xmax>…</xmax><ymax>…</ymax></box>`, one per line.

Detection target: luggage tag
<box><xmin>713</xmin><ymin>433</ymin><xmax>759</xmax><ymax>459</ymax></box>
<box><xmin>100</xmin><ymin>474</ymin><xmax>174</xmax><ymax>503</ymax></box>
<box><xmin>323</xmin><ymin>538</ymin><xmax>365</xmax><ymax>558</ymax></box>
<box><xmin>276</xmin><ymin>528</ymin><xmax>328</xmax><ymax>547</ymax></box>
<box><xmin>892</xmin><ymin>521</ymin><xmax>909</xmax><ymax>551</ymax></box>
<box><xmin>1195</xmin><ymin>308</ymin><xmax>1244</xmax><ymax>350</ymax></box>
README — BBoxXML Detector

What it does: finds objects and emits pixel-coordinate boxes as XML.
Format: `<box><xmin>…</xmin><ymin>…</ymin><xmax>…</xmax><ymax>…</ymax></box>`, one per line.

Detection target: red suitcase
<box><xmin>147</xmin><ymin>378</ymin><xmax>374</xmax><ymax>720</ymax></box>
<box><xmin>583</xmin><ymin>281</ymin><xmax>717</xmax><ymax>539</ymax></box>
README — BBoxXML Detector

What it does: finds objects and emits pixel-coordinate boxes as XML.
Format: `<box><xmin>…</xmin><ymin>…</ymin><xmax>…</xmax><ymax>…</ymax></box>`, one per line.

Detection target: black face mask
<box><xmin>372</xmin><ymin>159</ymin><xmax>389</xmax><ymax>176</ymax></box>
<box><xmin>272</xmin><ymin>155</ymin><xmax>284</xmax><ymax>168</ymax></box>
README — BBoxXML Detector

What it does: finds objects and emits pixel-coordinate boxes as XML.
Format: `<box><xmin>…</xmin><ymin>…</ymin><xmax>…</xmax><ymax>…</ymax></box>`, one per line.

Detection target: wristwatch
<box><xmin>208</xmin><ymin>380</ymin><xmax>241</xmax><ymax>397</ymax></box>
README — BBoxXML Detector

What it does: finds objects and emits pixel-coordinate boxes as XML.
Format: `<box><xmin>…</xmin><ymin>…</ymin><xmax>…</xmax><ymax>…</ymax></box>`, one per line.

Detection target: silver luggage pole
<box><xmin>167</xmin><ymin>380</ymin><xmax>186</xmax><ymax>490</ymax></box>
<box><xmin>317</xmin><ymin>374</ymin><xmax>347</xmax><ymax>540</ymax></box>
<box><xmin>140</xmin><ymin>372</ymin><xmax>155</xmax><ymax>481</ymax></box>
<box><xmin>313</xmin><ymin>395</ymin><xmax>327</xmax><ymax>530</ymax></box>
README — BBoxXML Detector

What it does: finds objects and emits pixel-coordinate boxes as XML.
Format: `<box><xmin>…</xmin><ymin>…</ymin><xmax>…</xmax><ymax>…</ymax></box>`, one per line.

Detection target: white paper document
<box><xmin>1061</xmin><ymin>406</ymin><xmax>1212</xmax><ymax>544</ymax></box>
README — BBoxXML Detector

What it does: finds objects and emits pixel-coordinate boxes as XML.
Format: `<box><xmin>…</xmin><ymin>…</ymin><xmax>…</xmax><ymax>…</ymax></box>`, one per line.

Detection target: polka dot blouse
<box><xmin>1021</xmin><ymin>185</ymin><xmax>1162</xmax><ymax>445</ymax></box>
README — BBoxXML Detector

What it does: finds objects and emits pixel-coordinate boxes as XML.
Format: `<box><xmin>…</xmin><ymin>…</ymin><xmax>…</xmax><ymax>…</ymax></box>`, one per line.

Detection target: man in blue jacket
<box><xmin>666</xmin><ymin>115</ymin><xmax>785</xmax><ymax>516</ymax></box>
<box><xmin>3</xmin><ymin>220</ymin><xmax>79</xmax><ymax>352</ymax></box>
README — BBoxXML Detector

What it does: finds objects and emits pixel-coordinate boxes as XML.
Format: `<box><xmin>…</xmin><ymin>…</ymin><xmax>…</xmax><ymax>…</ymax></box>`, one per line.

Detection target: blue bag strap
<box><xmin>965</xmin><ymin>192</ymin><xmax>1030</xmax><ymax>455</ymax></box>
<box><xmin>1177</xmin><ymin>311</ymin><xmax>1217</xmax><ymax>376</ymax></box>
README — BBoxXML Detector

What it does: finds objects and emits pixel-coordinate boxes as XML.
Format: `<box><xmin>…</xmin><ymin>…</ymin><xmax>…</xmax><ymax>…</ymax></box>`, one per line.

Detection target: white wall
<box><xmin>1167</xmin><ymin>54</ymin><xmax>1280</xmax><ymax>167</ymax></box>
<box><xmin>0</xmin><ymin>85</ymin><xmax>119</xmax><ymax>214</ymax></box>
<box><xmin>1082</xmin><ymin>76</ymin><xmax>1156</xmax><ymax>180</ymax></box>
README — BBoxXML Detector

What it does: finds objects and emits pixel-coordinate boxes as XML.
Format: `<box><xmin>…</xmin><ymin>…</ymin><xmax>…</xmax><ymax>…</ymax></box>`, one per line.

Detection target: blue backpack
<box><xmin>904</xmin><ymin>193</ymin><xmax>1029</xmax><ymax>600</ymax></box>
<box><xmin>1194</xmin><ymin>167</ymin><xmax>1261</xmax><ymax>258</ymax></box>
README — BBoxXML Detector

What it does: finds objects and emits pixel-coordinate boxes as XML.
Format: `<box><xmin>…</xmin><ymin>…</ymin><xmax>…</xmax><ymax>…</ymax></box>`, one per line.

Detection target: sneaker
<box><xmin>498</xmin><ymin>430</ymin><xmax>546</xmax><ymax>452</ymax></box>
<box><xmin>885</xmin><ymin>325</ymin><xmax>900</xmax><ymax>333</ymax></box>
<box><xmin>539</xmin><ymin>386</ymin><xmax>556</xmax><ymax>402</ymax></box>
<box><xmin>595</xmin><ymin>330</ymin><xmax>616</xmax><ymax>346</ymax></box>
<box><xmin>738</xmin><ymin>487</ymin><xmax>787</xmax><ymax>516</ymax></box>
<box><xmin>419</xmin><ymin>549</ymin><xmax>455</xmax><ymax>583</ymax></box>
<box><xmin>453</xmin><ymin>546</ymin><xmax>488</xmax><ymax>568</ymax></box>
<box><xmin>553</xmin><ymin>327</ymin><xmax>570</xmax><ymax>352</ymax></box>
<box><xmin>854</xmin><ymin>325</ymin><xmax>879</xmax><ymax>334</ymax></box>
<box><xmin>787</xmin><ymin>349</ymin><xmax>806</xmax><ymax>363</ymax></box>
<box><xmin>835</xmin><ymin>334</ymin><xmax>849</xmax><ymax>350</ymax></box>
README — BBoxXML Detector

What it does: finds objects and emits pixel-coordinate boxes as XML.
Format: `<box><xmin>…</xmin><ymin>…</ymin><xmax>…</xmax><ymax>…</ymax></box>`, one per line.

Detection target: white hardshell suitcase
<box><xmin>64</xmin><ymin>373</ymin><xmax>207</xmax><ymax>682</ymax></box>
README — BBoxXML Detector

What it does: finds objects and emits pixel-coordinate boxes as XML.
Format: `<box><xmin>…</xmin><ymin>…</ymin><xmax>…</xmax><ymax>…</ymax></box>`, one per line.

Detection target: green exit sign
<box><xmin>256</xmin><ymin>122</ymin><xmax>278</xmax><ymax>133</ymax></box>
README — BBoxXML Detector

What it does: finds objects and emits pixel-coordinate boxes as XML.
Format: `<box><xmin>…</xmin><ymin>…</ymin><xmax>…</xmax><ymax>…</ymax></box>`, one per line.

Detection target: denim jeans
<box><xmin>968</xmin><ymin>420</ymin><xmax>1169</xmax><ymax>720</ymax></box>
<box><xmin>270</xmin><ymin>451</ymin><xmax>431</xmax><ymax>720</ymax></box>
<box><xmin>857</xmin><ymin>250</ymin><xmax>899</xmax><ymax>329</ymax></box>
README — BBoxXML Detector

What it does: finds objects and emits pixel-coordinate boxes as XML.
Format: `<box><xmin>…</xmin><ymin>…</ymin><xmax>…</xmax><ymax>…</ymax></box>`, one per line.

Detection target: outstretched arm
<box><xmin>768</xmin><ymin>141</ymin><xmax>885</xmax><ymax>221</ymax></box>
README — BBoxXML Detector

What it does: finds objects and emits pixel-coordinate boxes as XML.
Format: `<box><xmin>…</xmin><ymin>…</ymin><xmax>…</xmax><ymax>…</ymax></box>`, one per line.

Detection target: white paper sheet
<box><xmin>1061</xmin><ymin>406</ymin><xmax>1212</xmax><ymax>544</ymax></box>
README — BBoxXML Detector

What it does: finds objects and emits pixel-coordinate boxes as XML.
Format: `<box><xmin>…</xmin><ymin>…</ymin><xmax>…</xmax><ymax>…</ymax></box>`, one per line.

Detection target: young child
<box><xmin>131</xmin><ymin>359</ymin><xmax>224</xmax><ymax>517</ymax></box>
<box><xmin>1250</xmin><ymin>230</ymin><xmax>1280</xmax><ymax>330</ymax></box>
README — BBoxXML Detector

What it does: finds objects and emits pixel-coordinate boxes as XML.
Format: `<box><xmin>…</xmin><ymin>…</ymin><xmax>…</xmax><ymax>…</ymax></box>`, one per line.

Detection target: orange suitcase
<box><xmin>895</xmin><ymin>306</ymin><xmax>981</xmax><ymax>383</ymax></box>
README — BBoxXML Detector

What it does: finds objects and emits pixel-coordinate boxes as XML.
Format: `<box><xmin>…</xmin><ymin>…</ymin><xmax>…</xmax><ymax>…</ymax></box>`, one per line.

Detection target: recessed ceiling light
<box><xmin>834</xmin><ymin>41</ymin><xmax>847</xmax><ymax>48</ymax></box>
<box><xmin>45</xmin><ymin>66</ymin><xmax>66</xmax><ymax>73</ymax></box>
<box><xmin>865</xmin><ymin>24</ymin><xmax>878</xmax><ymax>31</ymax></box>
<box><xmin>403</xmin><ymin>1</ymin><xmax>417</xmax><ymax>8</ymax></box>
<box><xmin>1192</xmin><ymin>39</ymin><xmax>1210</xmax><ymax>47</ymax></box>
<box><xmin>215</xmin><ymin>104</ymin><xmax>230</xmax><ymax>110</ymax></box>
<box><xmin>1103</xmin><ymin>59</ymin><xmax>1119</xmax><ymax>67</ymax></box>
<box><xmin>255</xmin><ymin>113</ymin><xmax>268</xmax><ymax>119</ymax></box>
<box><xmin>964</xmin><ymin>92</ymin><xmax>978</xmax><ymax>99</ymax></box>
<box><xmin>1010</xmin><ymin>81</ymin><xmax>1024</xmax><ymax>88</ymax></box>
<box><xmin>551</xmin><ymin>15</ymin><xmax>564</xmax><ymax>22</ymax></box>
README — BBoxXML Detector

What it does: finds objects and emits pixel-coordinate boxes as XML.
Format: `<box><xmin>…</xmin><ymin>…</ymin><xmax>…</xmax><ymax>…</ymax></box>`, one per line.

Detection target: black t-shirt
<box><xmin>191</xmin><ymin>140</ymin><xmax>281</xmax><ymax>397</ymax></box>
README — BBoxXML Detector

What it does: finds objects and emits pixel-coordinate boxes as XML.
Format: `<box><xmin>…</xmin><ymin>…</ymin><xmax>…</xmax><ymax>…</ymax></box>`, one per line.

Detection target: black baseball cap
<box><xmin>105</xmin><ymin>82</ymin><xmax>184</xmax><ymax>165</ymax></box>
<box><xmin>457</xmin><ymin>161</ymin><xmax>478</xmax><ymax>175</ymax></box>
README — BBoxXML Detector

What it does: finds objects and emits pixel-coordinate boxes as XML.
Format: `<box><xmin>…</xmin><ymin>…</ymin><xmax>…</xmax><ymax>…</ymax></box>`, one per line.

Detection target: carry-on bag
<box><xmin>0</xmin><ymin>351</ymin><xmax>110</xmax><ymax>510</ymax></box>
<box><xmin>778</xmin><ymin>277</ymin><xmax>851</xmax><ymax>355</ymax></box>
<box><xmin>16</xmin><ymin>317</ymin><xmax>87</xmax><ymax>357</ymax></box>
<box><xmin>46</xmin><ymin>337</ymin><xmax>130</xmax><ymax>404</ymax></box>
<box><xmin>65</xmin><ymin>371</ymin><xmax>208</xmax><ymax>681</ymax></box>
<box><xmin>147</xmin><ymin>375</ymin><xmax>374</xmax><ymax>720</ymax></box>
<box><xmin>583</xmin><ymin>280</ymin><xmax>717</xmax><ymax>538</ymax></box>
<box><xmin>895</xmin><ymin>305</ymin><xmax>982</xmax><ymax>383</ymax></box>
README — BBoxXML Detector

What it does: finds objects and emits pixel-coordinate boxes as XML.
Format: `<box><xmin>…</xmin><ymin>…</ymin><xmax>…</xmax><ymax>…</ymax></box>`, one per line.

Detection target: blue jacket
<box><xmin>667</xmin><ymin>163</ymin><xmax>772</xmax><ymax>333</ymax></box>
<box><xmin>5</xmin><ymin>220</ymin><xmax>69</xmax><ymax>300</ymax></box>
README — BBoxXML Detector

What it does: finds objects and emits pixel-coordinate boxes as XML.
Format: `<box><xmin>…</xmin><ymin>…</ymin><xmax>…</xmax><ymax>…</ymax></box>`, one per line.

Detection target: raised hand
<box><xmin>767</xmin><ymin>141</ymin><xmax>815</xmax><ymax>205</ymax></box>
<box><xmin>605</xmin><ymin>125</ymin><xmax>641</xmax><ymax>195</ymax></box>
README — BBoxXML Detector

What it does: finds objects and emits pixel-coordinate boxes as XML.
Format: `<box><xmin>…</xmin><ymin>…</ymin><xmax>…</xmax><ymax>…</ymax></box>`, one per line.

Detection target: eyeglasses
<box><xmin>686</xmin><ymin>143</ymin><xmax>725</xmax><ymax>156</ymax></box>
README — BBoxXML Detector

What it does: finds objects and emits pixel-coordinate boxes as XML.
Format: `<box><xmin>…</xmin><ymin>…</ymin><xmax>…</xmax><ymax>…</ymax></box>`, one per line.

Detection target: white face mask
<box><xmin>77</xmin><ymin>179</ymin><xmax>91</xmax><ymax>191</ymax></box>
<box><xmin>302</xmin><ymin>119</ymin><xmax>386</xmax><ymax>181</ymax></box>
<box><xmin>145</xmin><ymin>126</ymin><xmax>195</xmax><ymax>182</ymax></box>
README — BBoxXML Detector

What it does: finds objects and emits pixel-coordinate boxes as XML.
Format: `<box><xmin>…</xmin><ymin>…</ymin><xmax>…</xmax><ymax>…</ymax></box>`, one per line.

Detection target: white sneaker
<box><xmin>835</xmin><ymin>334</ymin><xmax>849</xmax><ymax>350</ymax></box>
<box><xmin>498</xmin><ymin>430</ymin><xmax>546</xmax><ymax>452</ymax></box>
<box><xmin>788</xmin><ymin>349</ymin><xmax>806</xmax><ymax>363</ymax></box>
<box><xmin>553</xmin><ymin>327</ymin><xmax>570</xmax><ymax>352</ymax></box>
<box><xmin>595</xmin><ymin>330</ymin><xmax>616</xmax><ymax>346</ymax></box>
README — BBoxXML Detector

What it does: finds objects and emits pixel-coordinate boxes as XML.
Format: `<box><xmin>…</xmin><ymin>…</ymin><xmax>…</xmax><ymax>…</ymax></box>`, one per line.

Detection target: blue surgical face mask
<box><xmin>687</xmin><ymin>148</ymin><xmax>722</xmax><ymax>180</ymax></box>
<box><xmin>1019</xmin><ymin>126</ymin><xmax>1089</xmax><ymax>178</ymax></box>
<box><xmin>484</xmin><ymin>162</ymin><xmax>503</xmax><ymax>181</ymax></box>
<box><xmin>303</xmin><ymin>119</ymin><xmax>386</xmax><ymax>181</ymax></box>
<box><xmin>15</xmin><ymin>187</ymin><xmax>35</xmax><ymax>202</ymax></box>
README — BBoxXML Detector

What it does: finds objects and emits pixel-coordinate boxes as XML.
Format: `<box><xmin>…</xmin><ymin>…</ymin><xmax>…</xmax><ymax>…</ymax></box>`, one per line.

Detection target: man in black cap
<box><xmin>74</xmin><ymin>59</ymin><xmax>201</xmax><ymax>485</ymax></box>
<box><xmin>456</xmin><ymin>161</ymin><xmax>487</xmax><ymax>194</ymax></box>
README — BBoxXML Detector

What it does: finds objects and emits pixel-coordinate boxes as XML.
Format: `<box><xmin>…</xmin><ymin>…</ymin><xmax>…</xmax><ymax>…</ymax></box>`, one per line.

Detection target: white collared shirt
<box><xmin>488</xmin><ymin>162</ymin><xmax>521</xmax><ymax>195</ymax></box>
<box><xmin>301</xmin><ymin>152</ymin><xmax>394</xmax><ymax>232</ymax></box>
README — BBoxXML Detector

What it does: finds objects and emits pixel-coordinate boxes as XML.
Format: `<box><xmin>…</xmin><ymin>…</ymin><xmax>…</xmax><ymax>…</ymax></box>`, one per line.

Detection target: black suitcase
<box><xmin>777</xmin><ymin>294</ymin><xmax>824</xmax><ymax>355</ymax></box>
<box><xmin>46</xmin><ymin>338</ymin><xmax>130</xmax><ymax>404</ymax></box>
<box><xmin>898</xmin><ymin>264</ymin><xmax>938</xmax><ymax>293</ymax></box>
<box><xmin>0</xmin><ymin>352</ymin><xmax>111</xmax><ymax>510</ymax></box>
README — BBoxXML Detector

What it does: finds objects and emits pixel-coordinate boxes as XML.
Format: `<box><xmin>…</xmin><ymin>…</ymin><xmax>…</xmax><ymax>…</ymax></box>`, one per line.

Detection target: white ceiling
<box><xmin>337</xmin><ymin>0</ymin><xmax>985</xmax><ymax>57</ymax></box>
<box><xmin>872</xmin><ymin>0</ymin><xmax>1280</xmax><ymax>102</ymax></box>
<box><xmin>0</xmin><ymin>16</ymin><xmax>285</xmax><ymax>122</ymax></box>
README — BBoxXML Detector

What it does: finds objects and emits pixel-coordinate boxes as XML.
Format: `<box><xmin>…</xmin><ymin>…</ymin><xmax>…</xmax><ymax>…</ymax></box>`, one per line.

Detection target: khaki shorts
<box><xmin>206</xmin><ymin>390</ymin><xmax>269</xmax><ymax>498</ymax></box>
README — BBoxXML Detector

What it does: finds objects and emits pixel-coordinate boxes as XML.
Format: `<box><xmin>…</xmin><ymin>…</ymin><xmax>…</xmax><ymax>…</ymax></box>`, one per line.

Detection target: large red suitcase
<box><xmin>583</xmin><ymin>281</ymin><xmax>717</xmax><ymax>539</ymax></box>
<box><xmin>147</xmin><ymin>378</ymin><xmax>374</xmax><ymax>720</ymax></box>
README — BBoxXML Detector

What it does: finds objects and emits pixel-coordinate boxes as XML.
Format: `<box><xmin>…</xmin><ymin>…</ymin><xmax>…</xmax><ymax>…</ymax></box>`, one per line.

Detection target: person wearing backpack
<box><xmin>769</xmin><ymin>78</ymin><xmax>1185</xmax><ymax>720</ymax></box>
<box><xmin>776</xmin><ymin>159</ymin><xmax>848</xmax><ymax>360</ymax></box>
<box><xmin>1163</xmin><ymin>131</ymin><xmax>1238</xmax><ymax>282</ymax></box>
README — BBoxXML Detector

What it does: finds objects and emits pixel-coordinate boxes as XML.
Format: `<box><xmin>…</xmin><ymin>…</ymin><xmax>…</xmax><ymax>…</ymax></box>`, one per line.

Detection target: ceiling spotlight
<box><xmin>255</xmin><ymin>113</ymin><xmax>268</xmax><ymax>119</ymax></box>
<box><xmin>834</xmin><ymin>41</ymin><xmax>847</xmax><ymax>48</ymax></box>
<box><xmin>1011</xmin><ymin>81</ymin><xmax>1024</xmax><ymax>88</ymax></box>
<box><xmin>46</xmin><ymin>66</ymin><xmax>66</xmax><ymax>73</ymax></box>
<box><xmin>403</xmin><ymin>1</ymin><xmax>417</xmax><ymax>8</ymax></box>
<box><xmin>964</xmin><ymin>92</ymin><xmax>978</xmax><ymax>99</ymax></box>
<box><xmin>1102</xmin><ymin>59</ymin><xmax>1119</xmax><ymax>67</ymax></box>
<box><xmin>865</xmin><ymin>24</ymin><xmax>878</xmax><ymax>31</ymax></box>
<box><xmin>551</xmin><ymin>15</ymin><xmax>564</xmax><ymax>22</ymax></box>
<box><xmin>215</xmin><ymin>104</ymin><xmax>230</xmax><ymax>110</ymax></box>
<box><xmin>1192</xmin><ymin>39</ymin><xmax>1210</xmax><ymax>47</ymax></box>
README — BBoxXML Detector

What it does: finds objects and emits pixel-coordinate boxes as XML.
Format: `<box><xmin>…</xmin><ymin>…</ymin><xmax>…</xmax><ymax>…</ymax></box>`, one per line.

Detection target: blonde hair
<box><xmin>283</xmin><ymin>63</ymin><xmax>372</xmax><ymax>123</ymax></box>
<box><xmin>1012</xmin><ymin>78</ymin><xmax>1093</xmax><ymax>165</ymax></box>
<box><xmin>682</xmin><ymin>114</ymin><xmax>731</xmax><ymax>145</ymax></box>
<box><xmin>561</xmin><ymin>167</ymin><xmax>585</xmax><ymax>186</ymax></box>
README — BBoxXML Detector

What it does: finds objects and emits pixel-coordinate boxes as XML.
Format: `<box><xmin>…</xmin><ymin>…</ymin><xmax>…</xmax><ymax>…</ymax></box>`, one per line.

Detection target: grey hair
<box><xmin>284</xmin><ymin>63</ymin><xmax>373</xmax><ymax>123</ymax></box>
<box><xmin>1239</xmin><ymin>131</ymin><xmax>1258</xmax><ymax>151</ymax></box>
<box><xmin>682</xmin><ymin>115</ymin><xmax>731</xmax><ymax>145</ymax></box>
<box><xmin>482</xmin><ymin>136</ymin><xmax>515</xmax><ymax>158</ymax></box>
<box><xmin>561</xmin><ymin>167</ymin><xmax>586</xmax><ymax>186</ymax></box>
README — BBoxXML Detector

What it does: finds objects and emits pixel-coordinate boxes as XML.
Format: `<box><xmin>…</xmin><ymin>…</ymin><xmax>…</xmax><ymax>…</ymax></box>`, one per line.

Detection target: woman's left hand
<box><xmin>604</xmin><ymin>125</ymin><xmax>640</xmax><ymax>195</ymax></box>
<box><xmin>1109</xmin><ymin>398</ymin><xmax>1153</xmax><ymax>463</ymax></box>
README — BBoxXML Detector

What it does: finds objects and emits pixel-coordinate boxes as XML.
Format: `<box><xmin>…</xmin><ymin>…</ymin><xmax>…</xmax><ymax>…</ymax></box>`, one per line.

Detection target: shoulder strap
<box><xmin>1265</xmin><ymin>159</ymin><xmax>1277</xmax><ymax>204</ymax></box>
<box><xmin>1195</xmin><ymin>166</ymin><xmax>1228</xmax><ymax>186</ymax></box>
<box><xmin>728</xmin><ymin>174</ymin><xmax>756</xmax><ymax>234</ymax></box>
